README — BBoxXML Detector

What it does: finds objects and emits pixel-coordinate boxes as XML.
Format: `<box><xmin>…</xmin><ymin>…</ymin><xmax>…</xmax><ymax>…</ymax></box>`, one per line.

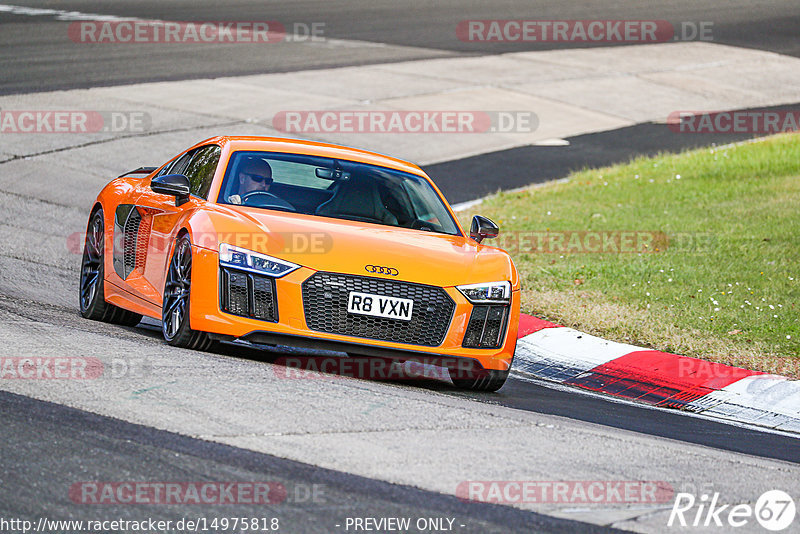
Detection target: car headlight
<box><xmin>219</xmin><ymin>243</ymin><xmax>300</xmax><ymax>278</ymax></box>
<box><xmin>456</xmin><ymin>281</ymin><xmax>511</xmax><ymax>304</ymax></box>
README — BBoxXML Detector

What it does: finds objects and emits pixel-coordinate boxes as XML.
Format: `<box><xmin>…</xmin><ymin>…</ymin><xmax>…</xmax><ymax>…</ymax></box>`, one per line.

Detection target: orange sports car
<box><xmin>79</xmin><ymin>136</ymin><xmax>520</xmax><ymax>391</ymax></box>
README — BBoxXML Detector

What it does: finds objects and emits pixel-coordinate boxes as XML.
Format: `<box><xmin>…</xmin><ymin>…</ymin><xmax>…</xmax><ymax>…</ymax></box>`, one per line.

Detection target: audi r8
<box><xmin>79</xmin><ymin>136</ymin><xmax>520</xmax><ymax>391</ymax></box>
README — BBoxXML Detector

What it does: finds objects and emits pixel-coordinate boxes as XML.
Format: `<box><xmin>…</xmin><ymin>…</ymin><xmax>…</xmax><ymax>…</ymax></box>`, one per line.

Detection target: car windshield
<box><xmin>217</xmin><ymin>151</ymin><xmax>461</xmax><ymax>236</ymax></box>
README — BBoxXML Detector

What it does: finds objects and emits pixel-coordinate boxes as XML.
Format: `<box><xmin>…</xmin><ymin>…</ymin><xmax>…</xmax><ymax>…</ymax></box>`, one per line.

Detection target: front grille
<box><xmin>252</xmin><ymin>276</ymin><xmax>276</xmax><ymax>319</ymax></box>
<box><xmin>220</xmin><ymin>267</ymin><xmax>277</xmax><ymax>322</ymax></box>
<box><xmin>463</xmin><ymin>305</ymin><xmax>509</xmax><ymax>349</ymax></box>
<box><xmin>302</xmin><ymin>272</ymin><xmax>455</xmax><ymax>346</ymax></box>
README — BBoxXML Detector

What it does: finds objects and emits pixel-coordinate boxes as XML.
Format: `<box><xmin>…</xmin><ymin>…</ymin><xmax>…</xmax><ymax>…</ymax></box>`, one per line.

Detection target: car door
<box><xmin>113</xmin><ymin>145</ymin><xmax>221</xmax><ymax>305</ymax></box>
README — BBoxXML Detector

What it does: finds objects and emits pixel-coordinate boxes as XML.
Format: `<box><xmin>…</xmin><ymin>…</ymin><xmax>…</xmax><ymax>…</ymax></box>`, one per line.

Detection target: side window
<box><xmin>158</xmin><ymin>149</ymin><xmax>194</xmax><ymax>177</ymax></box>
<box><xmin>183</xmin><ymin>145</ymin><xmax>222</xmax><ymax>199</ymax></box>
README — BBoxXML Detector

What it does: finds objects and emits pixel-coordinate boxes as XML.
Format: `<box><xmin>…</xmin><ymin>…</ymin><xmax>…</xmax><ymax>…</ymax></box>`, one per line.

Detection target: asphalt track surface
<box><xmin>1</xmin><ymin>2</ymin><xmax>800</xmax><ymax>532</ymax></box>
<box><xmin>427</xmin><ymin>117</ymin><xmax>775</xmax><ymax>205</ymax></box>
<box><xmin>0</xmin><ymin>390</ymin><xmax>617</xmax><ymax>534</ymax></box>
<box><xmin>0</xmin><ymin>292</ymin><xmax>797</xmax><ymax>530</ymax></box>
<box><xmin>465</xmin><ymin>379</ymin><xmax>800</xmax><ymax>465</ymax></box>
<box><xmin>1</xmin><ymin>0</ymin><xmax>799</xmax><ymax>94</ymax></box>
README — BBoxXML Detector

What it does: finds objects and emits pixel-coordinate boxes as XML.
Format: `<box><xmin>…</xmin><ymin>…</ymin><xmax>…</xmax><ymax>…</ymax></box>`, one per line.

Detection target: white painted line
<box><xmin>533</xmin><ymin>138</ymin><xmax>570</xmax><ymax>146</ymax></box>
<box><xmin>696</xmin><ymin>376</ymin><xmax>800</xmax><ymax>425</ymax></box>
<box><xmin>0</xmin><ymin>3</ymin><xmax>158</xmax><ymax>22</ymax></box>
<box><xmin>452</xmin><ymin>178</ymin><xmax>570</xmax><ymax>211</ymax></box>
<box><xmin>512</xmin><ymin>373</ymin><xmax>800</xmax><ymax>439</ymax></box>
<box><xmin>451</xmin><ymin>198</ymin><xmax>483</xmax><ymax>212</ymax></box>
<box><xmin>515</xmin><ymin>327</ymin><xmax>643</xmax><ymax>381</ymax></box>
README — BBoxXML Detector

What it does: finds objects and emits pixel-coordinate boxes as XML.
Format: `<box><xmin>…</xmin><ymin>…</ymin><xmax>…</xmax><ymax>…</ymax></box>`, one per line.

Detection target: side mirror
<box><xmin>151</xmin><ymin>174</ymin><xmax>191</xmax><ymax>206</ymax></box>
<box><xmin>470</xmin><ymin>215</ymin><xmax>499</xmax><ymax>243</ymax></box>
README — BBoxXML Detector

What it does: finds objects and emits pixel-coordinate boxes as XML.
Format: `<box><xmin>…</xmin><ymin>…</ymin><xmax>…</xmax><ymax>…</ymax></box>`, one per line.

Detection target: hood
<box><xmin>194</xmin><ymin>205</ymin><xmax>518</xmax><ymax>288</ymax></box>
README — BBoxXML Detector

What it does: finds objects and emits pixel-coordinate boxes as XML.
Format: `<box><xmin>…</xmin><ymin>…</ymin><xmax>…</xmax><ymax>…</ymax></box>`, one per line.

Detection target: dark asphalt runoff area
<box><xmin>0</xmin><ymin>0</ymin><xmax>798</xmax><ymax>95</ymax></box>
<box><xmin>426</xmin><ymin>105</ymin><xmax>799</xmax><ymax>205</ymax></box>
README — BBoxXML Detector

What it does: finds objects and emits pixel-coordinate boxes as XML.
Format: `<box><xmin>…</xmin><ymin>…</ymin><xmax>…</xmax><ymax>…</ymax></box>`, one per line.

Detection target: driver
<box><xmin>227</xmin><ymin>157</ymin><xmax>273</xmax><ymax>205</ymax></box>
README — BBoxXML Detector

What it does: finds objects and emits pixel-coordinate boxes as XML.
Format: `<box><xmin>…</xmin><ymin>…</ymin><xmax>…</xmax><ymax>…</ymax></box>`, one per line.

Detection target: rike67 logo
<box><xmin>669</xmin><ymin>490</ymin><xmax>796</xmax><ymax>531</ymax></box>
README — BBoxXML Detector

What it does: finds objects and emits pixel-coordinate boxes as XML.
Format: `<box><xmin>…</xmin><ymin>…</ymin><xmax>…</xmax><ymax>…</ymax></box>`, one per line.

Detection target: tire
<box><xmin>449</xmin><ymin>368</ymin><xmax>509</xmax><ymax>392</ymax></box>
<box><xmin>161</xmin><ymin>234</ymin><xmax>214</xmax><ymax>351</ymax></box>
<box><xmin>79</xmin><ymin>208</ymin><xmax>142</xmax><ymax>327</ymax></box>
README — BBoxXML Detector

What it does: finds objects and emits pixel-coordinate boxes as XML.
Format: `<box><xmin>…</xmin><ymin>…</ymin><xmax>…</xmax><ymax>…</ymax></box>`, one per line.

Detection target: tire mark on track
<box><xmin>0</xmin><ymin>293</ymin><xmax>162</xmax><ymax>345</ymax></box>
<box><xmin>0</xmin><ymin>119</ymin><xmax>244</xmax><ymax>165</ymax></box>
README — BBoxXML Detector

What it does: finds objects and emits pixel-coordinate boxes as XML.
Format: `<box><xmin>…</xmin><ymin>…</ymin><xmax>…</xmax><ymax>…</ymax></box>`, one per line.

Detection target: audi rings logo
<box><xmin>365</xmin><ymin>265</ymin><xmax>399</xmax><ymax>276</ymax></box>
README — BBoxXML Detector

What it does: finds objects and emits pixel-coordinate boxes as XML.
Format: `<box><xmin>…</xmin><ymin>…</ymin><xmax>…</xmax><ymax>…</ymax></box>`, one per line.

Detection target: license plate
<box><xmin>347</xmin><ymin>291</ymin><xmax>414</xmax><ymax>321</ymax></box>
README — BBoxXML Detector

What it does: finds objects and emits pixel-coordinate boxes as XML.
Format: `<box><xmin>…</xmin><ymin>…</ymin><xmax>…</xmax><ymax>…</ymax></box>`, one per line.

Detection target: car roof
<box><xmin>202</xmin><ymin>136</ymin><xmax>428</xmax><ymax>178</ymax></box>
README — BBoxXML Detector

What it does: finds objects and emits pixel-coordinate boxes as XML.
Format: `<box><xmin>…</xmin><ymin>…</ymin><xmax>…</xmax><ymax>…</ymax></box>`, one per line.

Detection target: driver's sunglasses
<box><xmin>241</xmin><ymin>172</ymin><xmax>272</xmax><ymax>184</ymax></box>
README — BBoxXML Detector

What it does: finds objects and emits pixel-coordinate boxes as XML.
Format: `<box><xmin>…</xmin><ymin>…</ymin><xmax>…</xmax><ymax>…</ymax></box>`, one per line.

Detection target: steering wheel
<box><xmin>242</xmin><ymin>191</ymin><xmax>280</xmax><ymax>202</ymax></box>
<box><xmin>241</xmin><ymin>191</ymin><xmax>297</xmax><ymax>212</ymax></box>
<box><xmin>411</xmin><ymin>218</ymin><xmax>437</xmax><ymax>232</ymax></box>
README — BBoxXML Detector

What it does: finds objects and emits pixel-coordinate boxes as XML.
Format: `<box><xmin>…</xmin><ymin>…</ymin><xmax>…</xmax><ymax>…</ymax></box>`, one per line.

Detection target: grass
<box><xmin>458</xmin><ymin>133</ymin><xmax>800</xmax><ymax>377</ymax></box>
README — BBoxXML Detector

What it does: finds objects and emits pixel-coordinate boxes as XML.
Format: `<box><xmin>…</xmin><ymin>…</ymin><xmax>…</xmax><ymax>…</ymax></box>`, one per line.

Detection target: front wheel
<box><xmin>162</xmin><ymin>234</ymin><xmax>214</xmax><ymax>351</ymax></box>
<box><xmin>449</xmin><ymin>368</ymin><xmax>510</xmax><ymax>392</ymax></box>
